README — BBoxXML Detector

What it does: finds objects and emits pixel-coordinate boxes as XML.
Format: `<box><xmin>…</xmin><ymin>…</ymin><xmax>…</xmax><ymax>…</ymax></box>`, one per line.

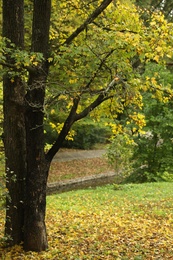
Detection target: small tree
<box><xmin>120</xmin><ymin>64</ymin><xmax>173</xmax><ymax>183</ymax></box>
<box><xmin>107</xmin><ymin>134</ymin><xmax>135</xmax><ymax>182</ymax></box>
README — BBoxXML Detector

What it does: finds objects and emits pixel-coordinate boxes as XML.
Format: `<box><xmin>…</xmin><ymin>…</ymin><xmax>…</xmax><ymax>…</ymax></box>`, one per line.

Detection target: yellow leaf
<box><xmin>48</xmin><ymin>57</ymin><xmax>53</xmax><ymax>63</ymax></box>
<box><xmin>33</xmin><ymin>61</ymin><xmax>38</xmax><ymax>66</ymax></box>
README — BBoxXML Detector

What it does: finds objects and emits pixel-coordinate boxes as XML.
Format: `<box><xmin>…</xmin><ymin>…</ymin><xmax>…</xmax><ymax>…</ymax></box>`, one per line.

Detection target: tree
<box><xmin>3</xmin><ymin>0</ymin><xmax>52</xmax><ymax>251</ymax></box>
<box><xmin>1</xmin><ymin>0</ymin><xmax>172</xmax><ymax>252</ymax></box>
<box><xmin>135</xmin><ymin>0</ymin><xmax>173</xmax><ymax>21</ymax></box>
<box><xmin>128</xmin><ymin>64</ymin><xmax>173</xmax><ymax>183</ymax></box>
<box><xmin>3</xmin><ymin>0</ymin><xmax>27</xmax><ymax>248</ymax></box>
<box><xmin>1</xmin><ymin>0</ymin><xmax>115</xmax><ymax>252</ymax></box>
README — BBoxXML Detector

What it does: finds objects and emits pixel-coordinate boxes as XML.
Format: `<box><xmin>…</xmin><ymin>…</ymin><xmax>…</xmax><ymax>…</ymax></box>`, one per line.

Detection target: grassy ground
<box><xmin>1</xmin><ymin>182</ymin><xmax>173</xmax><ymax>259</ymax></box>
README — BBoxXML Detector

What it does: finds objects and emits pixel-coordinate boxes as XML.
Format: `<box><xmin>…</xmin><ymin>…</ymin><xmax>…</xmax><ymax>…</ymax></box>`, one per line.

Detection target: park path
<box><xmin>48</xmin><ymin>148</ymin><xmax>116</xmax><ymax>194</ymax></box>
<box><xmin>53</xmin><ymin>149</ymin><xmax>106</xmax><ymax>162</ymax></box>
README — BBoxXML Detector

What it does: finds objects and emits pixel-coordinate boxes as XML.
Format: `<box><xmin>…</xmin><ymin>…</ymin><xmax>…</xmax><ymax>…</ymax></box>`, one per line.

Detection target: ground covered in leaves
<box><xmin>48</xmin><ymin>157</ymin><xmax>113</xmax><ymax>183</ymax></box>
<box><xmin>1</xmin><ymin>182</ymin><xmax>173</xmax><ymax>259</ymax></box>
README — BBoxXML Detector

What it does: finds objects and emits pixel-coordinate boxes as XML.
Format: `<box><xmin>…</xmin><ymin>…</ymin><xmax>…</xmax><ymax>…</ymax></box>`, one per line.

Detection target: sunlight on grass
<box><xmin>1</xmin><ymin>182</ymin><xmax>173</xmax><ymax>259</ymax></box>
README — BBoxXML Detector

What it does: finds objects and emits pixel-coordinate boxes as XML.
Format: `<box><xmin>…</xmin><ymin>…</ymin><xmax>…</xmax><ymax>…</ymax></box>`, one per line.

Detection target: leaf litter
<box><xmin>48</xmin><ymin>157</ymin><xmax>113</xmax><ymax>183</ymax></box>
<box><xmin>1</xmin><ymin>183</ymin><xmax>173</xmax><ymax>259</ymax></box>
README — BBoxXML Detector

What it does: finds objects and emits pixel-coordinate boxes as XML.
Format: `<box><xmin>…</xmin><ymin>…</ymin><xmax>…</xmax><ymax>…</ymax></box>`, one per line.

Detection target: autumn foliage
<box><xmin>1</xmin><ymin>0</ymin><xmax>173</xmax><ymax>253</ymax></box>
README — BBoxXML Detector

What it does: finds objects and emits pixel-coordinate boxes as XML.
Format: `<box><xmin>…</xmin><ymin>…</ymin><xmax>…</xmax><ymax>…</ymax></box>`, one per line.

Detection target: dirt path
<box><xmin>53</xmin><ymin>149</ymin><xmax>106</xmax><ymax>162</ymax></box>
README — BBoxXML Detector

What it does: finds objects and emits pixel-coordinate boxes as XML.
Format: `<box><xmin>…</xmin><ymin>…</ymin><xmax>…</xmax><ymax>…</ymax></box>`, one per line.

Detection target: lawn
<box><xmin>1</xmin><ymin>182</ymin><xmax>173</xmax><ymax>259</ymax></box>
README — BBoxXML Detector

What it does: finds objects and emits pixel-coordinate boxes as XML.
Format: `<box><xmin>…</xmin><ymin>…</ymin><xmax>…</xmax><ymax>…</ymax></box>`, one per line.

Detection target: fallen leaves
<box><xmin>45</xmin><ymin>205</ymin><xmax>173</xmax><ymax>259</ymax></box>
<box><xmin>1</xmin><ymin>183</ymin><xmax>173</xmax><ymax>259</ymax></box>
<box><xmin>48</xmin><ymin>157</ymin><xmax>113</xmax><ymax>183</ymax></box>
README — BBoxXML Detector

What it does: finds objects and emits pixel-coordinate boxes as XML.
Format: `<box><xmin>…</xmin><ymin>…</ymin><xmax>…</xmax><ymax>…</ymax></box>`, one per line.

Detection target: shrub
<box><xmin>106</xmin><ymin>134</ymin><xmax>135</xmax><ymax>182</ymax></box>
<box><xmin>63</xmin><ymin>120</ymin><xmax>111</xmax><ymax>149</ymax></box>
<box><xmin>44</xmin><ymin>115</ymin><xmax>111</xmax><ymax>149</ymax></box>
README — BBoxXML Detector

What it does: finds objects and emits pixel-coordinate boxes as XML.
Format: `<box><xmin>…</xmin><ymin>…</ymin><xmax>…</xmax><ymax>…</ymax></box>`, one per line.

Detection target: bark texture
<box><xmin>24</xmin><ymin>0</ymin><xmax>51</xmax><ymax>251</ymax></box>
<box><xmin>3</xmin><ymin>0</ymin><xmax>26</xmax><ymax>245</ymax></box>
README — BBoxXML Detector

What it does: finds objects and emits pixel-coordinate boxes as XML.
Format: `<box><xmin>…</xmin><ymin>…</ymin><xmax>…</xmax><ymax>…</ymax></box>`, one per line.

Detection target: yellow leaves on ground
<box><xmin>42</xmin><ymin>184</ymin><xmax>173</xmax><ymax>259</ymax></box>
<box><xmin>1</xmin><ymin>183</ymin><xmax>173</xmax><ymax>259</ymax></box>
<box><xmin>48</xmin><ymin>157</ymin><xmax>113</xmax><ymax>183</ymax></box>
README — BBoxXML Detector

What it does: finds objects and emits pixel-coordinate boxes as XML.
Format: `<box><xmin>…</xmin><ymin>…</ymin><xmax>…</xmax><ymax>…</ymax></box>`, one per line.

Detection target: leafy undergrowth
<box><xmin>1</xmin><ymin>182</ymin><xmax>173</xmax><ymax>259</ymax></box>
<box><xmin>48</xmin><ymin>157</ymin><xmax>113</xmax><ymax>183</ymax></box>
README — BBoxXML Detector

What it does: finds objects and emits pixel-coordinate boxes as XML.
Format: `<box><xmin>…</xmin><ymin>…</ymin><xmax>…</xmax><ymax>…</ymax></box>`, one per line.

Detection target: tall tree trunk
<box><xmin>23</xmin><ymin>0</ymin><xmax>51</xmax><ymax>251</ymax></box>
<box><xmin>24</xmin><ymin>72</ymin><xmax>49</xmax><ymax>251</ymax></box>
<box><xmin>2</xmin><ymin>0</ymin><xmax>26</xmax><ymax>246</ymax></box>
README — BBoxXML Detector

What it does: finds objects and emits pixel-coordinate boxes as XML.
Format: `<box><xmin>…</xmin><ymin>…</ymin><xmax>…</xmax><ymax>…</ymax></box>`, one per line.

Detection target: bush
<box><xmin>63</xmin><ymin>120</ymin><xmax>111</xmax><ymax>149</ymax></box>
<box><xmin>44</xmin><ymin>113</ymin><xmax>111</xmax><ymax>149</ymax></box>
<box><xmin>125</xmin><ymin>170</ymin><xmax>173</xmax><ymax>183</ymax></box>
<box><xmin>106</xmin><ymin>134</ymin><xmax>135</xmax><ymax>182</ymax></box>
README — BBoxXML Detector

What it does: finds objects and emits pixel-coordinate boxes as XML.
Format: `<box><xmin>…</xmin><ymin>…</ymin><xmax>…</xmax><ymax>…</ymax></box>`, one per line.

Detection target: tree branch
<box><xmin>45</xmin><ymin>76</ymin><xmax>119</xmax><ymax>162</ymax></box>
<box><xmin>63</xmin><ymin>0</ymin><xmax>113</xmax><ymax>45</ymax></box>
<box><xmin>166</xmin><ymin>62</ymin><xmax>173</xmax><ymax>67</ymax></box>
<box><xmin>76</xmin><ymin>77</ymin><xmax>119</xmax><ymax>120</ymax></box>
<box><xmin>45</xmin><ymin>96</ymin><xmax>80</xmax><ymax>162</ymax></box>
<box><xmin>0</xmin><ymin>60</ymin><xmax>40</xmax><ymax>74</ymax></box>
<box><xmin>81</xmin><ymin>48</ymin><xmax>115</xmax><ymax>92</ymax></box>
<box><xmin>0</xmin><ymin>61</ymin><xmax>16</xmax><ymax>69</ymax></box>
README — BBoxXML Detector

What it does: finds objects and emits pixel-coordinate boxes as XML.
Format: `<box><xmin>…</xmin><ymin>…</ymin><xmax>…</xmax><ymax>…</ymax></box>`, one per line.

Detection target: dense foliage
<box><xmin>107</xmin><ymin>63</ymin><xmax>173</xmax><ymax>183</ymax></box>
<box><xmin>0</xmin><ymin>0</ymin><xmax>173</xmax><ymax>152</ymax></box>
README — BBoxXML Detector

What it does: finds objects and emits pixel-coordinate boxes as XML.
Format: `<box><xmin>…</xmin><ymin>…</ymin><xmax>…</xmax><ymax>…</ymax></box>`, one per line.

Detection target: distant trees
<box><xmin>136</xmin><ymin>0</ymin><xmax>173</xmax><ymax>21</ymax></box>
<box><xmin>107</xmin><ymin>63</ymin><xmax>173</xmax><ymax>183</ymax></box>
<box><xmin>129</xmin><ymin>65</ymin><xmax>173</xmax><ymax>183</ymax></box>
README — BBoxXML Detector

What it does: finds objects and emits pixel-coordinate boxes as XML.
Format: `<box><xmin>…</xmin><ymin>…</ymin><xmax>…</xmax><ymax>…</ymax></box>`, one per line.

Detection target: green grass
<box><xmin>1</xmin><ymin>182</ymin><xmax>173</xmax><ymax>259</ymax></box>
<box><xmin>47</xmin><ymin>182</ymin><xmax>173</xmax><ymax>214</ymax></box>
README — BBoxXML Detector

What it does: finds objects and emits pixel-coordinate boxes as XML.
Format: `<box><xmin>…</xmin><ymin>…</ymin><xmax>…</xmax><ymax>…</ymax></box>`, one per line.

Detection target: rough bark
<box><xmin>24</xmin><ymin>72</ymin><xmax>49</xmax><ymax>251</ymax></box>
<box><xmin>3</xmin><ymin>0</ymin><xmax>26</xmax><ymax>246</ymax></box>
<box><xmin>3</xmin><ymin>76</ymin><xmax>26</xmax><ymax>246</ymax></box>
<box><xmin>24</xmin><ymin>0</ymin><xmax>51</xmax><ymax>251</ymax></box>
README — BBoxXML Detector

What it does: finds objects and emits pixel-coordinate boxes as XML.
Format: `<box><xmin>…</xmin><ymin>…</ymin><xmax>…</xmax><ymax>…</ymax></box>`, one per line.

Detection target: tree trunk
<box><xmin>3</xmin><ymin>0</ymin><xmax>51</xmax><ymax>251</ymax></box>
<box><xmin>3</xmin><ymin>77</ymin><xmax>26</xmax><ymax>245</ymax></box>
<box><xmin>2</xmin><ymin>0</ymin><xmax>113</xmax><ymax>252</ymax></box>
<box><xmin>3</xmin><ymin>0</ymin><xmax>26</xmax><ymax>245</ymax></box>
<box><xmin>24</xmin><ymin>73</ymin><xmax>49</xmax><ymax>251</ymax></box>
<box><xmin>23</xmin><ymin>0</ymin><xmax>51</xmax><ymax>251</ymax></box>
